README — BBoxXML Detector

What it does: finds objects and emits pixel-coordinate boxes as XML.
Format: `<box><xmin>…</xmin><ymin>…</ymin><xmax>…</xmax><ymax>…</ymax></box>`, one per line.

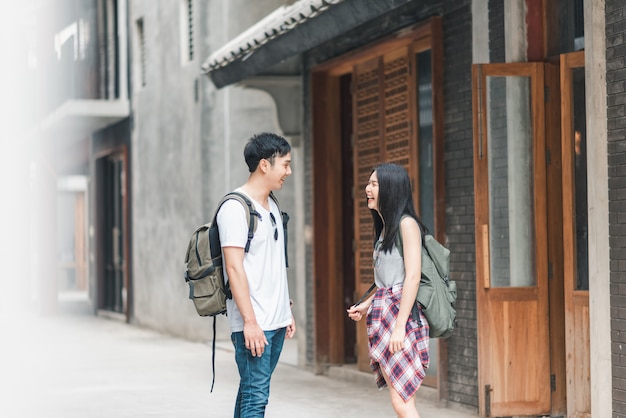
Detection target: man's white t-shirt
<box><xmin>216</xmin><ymin>189</ymin><xmax>292</xmax><ymax>333</ymax></box>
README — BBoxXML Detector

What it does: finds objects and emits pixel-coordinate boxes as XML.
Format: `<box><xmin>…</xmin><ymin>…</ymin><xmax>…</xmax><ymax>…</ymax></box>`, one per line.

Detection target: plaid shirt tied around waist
<box><xmin>366</xmin><ymin>283</ymin><xmax>430</xmax><ymax>401</ymax></box>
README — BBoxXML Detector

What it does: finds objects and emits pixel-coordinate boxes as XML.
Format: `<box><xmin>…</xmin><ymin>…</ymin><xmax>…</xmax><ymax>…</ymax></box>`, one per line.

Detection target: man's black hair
<box><xmin>243</xmin><ymin>132</ymin><xmax>291</xmax><ymax>173</ymax></box>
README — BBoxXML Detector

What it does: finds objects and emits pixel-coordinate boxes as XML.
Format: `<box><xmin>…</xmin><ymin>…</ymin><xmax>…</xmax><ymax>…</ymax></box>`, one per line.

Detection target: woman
<box><xmin>347</xmin><ymin>163</ymin><xmax>429</xmax><ymax>418</ymax></box>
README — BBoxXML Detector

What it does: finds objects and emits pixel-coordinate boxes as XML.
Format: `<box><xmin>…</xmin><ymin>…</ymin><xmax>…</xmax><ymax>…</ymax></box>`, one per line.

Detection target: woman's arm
<box><xmin>388</xmin><ymin>216</ymin><xmax>422</xmax><ymax>354</ymax></box>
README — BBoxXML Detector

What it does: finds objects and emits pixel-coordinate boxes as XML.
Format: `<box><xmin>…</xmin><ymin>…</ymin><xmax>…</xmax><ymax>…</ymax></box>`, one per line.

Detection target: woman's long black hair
<box><xmin>370</xmin><ymin>163</ymin><xmax>427</xmax><ymax>253</ymax></box>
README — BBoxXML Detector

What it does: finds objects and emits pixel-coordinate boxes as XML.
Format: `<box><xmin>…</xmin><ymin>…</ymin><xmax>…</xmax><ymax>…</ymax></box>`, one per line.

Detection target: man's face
<box><xmin>266</xmin><ymin>152</ymin><xmax>292</xmax><ymax>189</ymax></box>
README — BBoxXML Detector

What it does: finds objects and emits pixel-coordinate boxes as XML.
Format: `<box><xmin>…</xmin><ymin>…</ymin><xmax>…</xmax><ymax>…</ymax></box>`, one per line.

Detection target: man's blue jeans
<box><xmin>231</xmin><ymin>327</ymin><xmax>286</xmax><ymax>418</ymax></box>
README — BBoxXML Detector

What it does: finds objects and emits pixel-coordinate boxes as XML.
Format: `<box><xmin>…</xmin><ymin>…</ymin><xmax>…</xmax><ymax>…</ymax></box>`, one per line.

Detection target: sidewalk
<box><xmin>1</xmin><ymin>295</ymin><xmax>477</xmax><ymax>418</ymax></box>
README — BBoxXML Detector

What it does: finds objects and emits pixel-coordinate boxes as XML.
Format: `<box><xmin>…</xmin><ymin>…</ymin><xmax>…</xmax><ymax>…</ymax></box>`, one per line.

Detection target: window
<box><xmin>180</xmin><ymin>0</ymin><xmax>193</xmax><ymax>64</ymax></box>
<box><xmin>135</xmin><ymin>18</ymin><xmax>146</xmax><ymax>88</ymax></box>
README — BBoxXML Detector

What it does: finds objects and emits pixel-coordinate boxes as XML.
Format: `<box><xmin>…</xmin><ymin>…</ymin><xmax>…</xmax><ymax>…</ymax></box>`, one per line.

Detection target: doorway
<box><xmin>312</xmin><ymin>17</ymin><xmax>446</xmax><ymax>393</ymax></box>
<box><xmin>471</xmin><ymin>54</ymin><xmax>590</xmax><ymax>417</ymax></box>
<box><xmin>95</xmin><ymin>149</ymin><xmax>130</xmax><ymax>318</ymax></box>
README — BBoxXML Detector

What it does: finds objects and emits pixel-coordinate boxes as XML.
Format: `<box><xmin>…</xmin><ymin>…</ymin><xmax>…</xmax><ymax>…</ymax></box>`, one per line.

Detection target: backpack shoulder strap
<box><xmin>269</xmin><ymin>191</ymin><xmax>280</xmax><ymax>210</ymax></box>
<box><xmin>214</xmin><ymin>192</ymin><xmax>259</xmax><ymax>253</ymax></box>
<box><xmin>423</xmin><ymin>234</ymin><xmax>450</xmax><ymax>279</ymax></box>
<box><xmin>269</xmin><ymin>192</ymin><xmax>290</xmax><ymax>268</ymax></box>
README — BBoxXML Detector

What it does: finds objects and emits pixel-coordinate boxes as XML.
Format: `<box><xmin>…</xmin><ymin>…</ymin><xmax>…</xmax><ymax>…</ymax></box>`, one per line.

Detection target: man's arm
<box><xmin>223</xmin><ymin>246</ymin><xmax>268</xmax><ymax>356</ymax></box>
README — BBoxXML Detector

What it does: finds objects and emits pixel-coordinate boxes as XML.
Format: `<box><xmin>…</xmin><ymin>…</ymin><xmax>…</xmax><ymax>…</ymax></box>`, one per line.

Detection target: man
<box><xmin>216</xmin><ymin>132</ymin><xmax>296</xmax><ymax>417</ymax></box>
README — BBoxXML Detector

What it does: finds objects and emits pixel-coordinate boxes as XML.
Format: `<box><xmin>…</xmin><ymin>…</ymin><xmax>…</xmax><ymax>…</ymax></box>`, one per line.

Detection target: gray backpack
<box><xmin>184</xmin><ymin>191</ymin><xmax>289</xmax><ymax>317</ymax></box>
<box><xmin>355</xmin><ymin>225</ymin><xmax>457</xmax><ymax>339</ymax></box>
<box><xmin>184</xmin><ymin>192</ymin><xmax>254</xmax><ymax>318</ymax></box>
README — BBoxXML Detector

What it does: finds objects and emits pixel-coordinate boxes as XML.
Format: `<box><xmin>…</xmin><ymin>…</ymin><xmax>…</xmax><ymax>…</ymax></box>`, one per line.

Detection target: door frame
<box><xmin>94</xmin><ymin>145</ymin><xmax>130</xmax><ymax>321</ymax></box>
<box><xmin>560</xmin><ymin>50</ymin><xmax>591</xmax><ymax>418</ymax></box>
<box><xmin>311</xmin><ymin>16</ymin><xmax>446</xmax><ymax>394</ymax></box>
<box><xmin>544</xmin><ymin>60</ymin><xmax>567</xmax><ymax>417</ymax></box>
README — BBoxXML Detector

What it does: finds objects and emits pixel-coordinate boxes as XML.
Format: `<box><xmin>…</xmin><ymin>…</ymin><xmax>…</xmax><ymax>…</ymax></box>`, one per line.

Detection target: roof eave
<box><xmin>203</xmin><ymin>0</ymin><xmax>418</xmax><ymax>88</ymax></box>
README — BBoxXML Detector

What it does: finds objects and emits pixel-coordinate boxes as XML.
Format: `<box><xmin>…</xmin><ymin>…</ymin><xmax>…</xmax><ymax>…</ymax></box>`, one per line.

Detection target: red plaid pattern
<box><xmin>366</xmin><ymin>284</ymin><xmax>430</xmax><ymax>401</ymax></box>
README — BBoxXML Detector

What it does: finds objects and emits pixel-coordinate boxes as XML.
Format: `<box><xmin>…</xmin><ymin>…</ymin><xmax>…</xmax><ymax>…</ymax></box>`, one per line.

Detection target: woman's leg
<box><xmin>380</xmin><ymin>367</ymin><xmax>420</xmax><ymax>418</ymax></box>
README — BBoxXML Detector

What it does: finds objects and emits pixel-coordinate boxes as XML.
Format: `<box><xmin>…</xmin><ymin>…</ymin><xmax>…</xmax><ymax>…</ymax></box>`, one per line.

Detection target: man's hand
<box><xmin>243</xmin><ymin>322</ymin><xmax>268</xmax><ymax>357</ymax></box>
<box><xmin>286</xmin><ymin>316</ymin><xmax>296</xmax><ymax>339</ymax></box>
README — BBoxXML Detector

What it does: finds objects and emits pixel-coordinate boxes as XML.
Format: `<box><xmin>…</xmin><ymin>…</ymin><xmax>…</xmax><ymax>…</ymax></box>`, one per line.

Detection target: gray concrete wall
<box><xmin>128</xmin><ymin>0</ymin><xmax>206</xmax><ymax>339</ymax></box>
<box><xmin>201</xmin><ymin>0</ymin><xmax>298</xmax><ymax>343</ymax></box>
<box><xmin>129</xmin><ymin>0</ymin><xmax>295</xmax><ymax>343</ymax></box>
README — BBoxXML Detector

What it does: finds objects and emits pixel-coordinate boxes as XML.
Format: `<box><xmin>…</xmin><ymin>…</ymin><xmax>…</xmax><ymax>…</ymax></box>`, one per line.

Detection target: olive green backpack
<box><xmin>183</xmin><ymin>191</ymin><xmax>288</xmax><ymax>391</ymax></box>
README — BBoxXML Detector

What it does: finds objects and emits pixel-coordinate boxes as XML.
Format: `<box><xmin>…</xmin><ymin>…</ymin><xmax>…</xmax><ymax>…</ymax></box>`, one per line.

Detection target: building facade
<box><xmin>20</xmin><ymin>0</ymin><xmax>626</xmax><ymax>417</ymax></box>
<box><xmin>203</xmin><ymin>0</ymin><xmax>620</xmax><ymax>417</ymax></box>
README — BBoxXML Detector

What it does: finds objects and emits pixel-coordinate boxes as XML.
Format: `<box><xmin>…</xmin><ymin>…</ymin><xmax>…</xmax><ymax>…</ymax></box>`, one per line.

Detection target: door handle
<box><xmin>482</xmin><ymin>224</ymin><xmax>490</xmax><ymax>289</ymax></box>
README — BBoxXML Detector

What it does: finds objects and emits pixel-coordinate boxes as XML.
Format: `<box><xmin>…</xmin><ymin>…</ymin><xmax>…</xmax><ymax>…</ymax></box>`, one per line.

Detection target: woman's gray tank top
<box><xmin>373</xmin><ymin>238</ymin><xmax>405</xmax><ymax>288</ymax></box>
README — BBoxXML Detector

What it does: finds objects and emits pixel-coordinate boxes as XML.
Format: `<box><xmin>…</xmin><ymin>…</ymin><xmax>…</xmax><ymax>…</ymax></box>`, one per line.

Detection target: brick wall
<box><xmin>607</xmin><ymin>0</ymin><xmax>626</xmax><ymax>416</ymax></box>
<box><xmin>489</xmin><ymin>0</ymin><xmax>505</xmax><ymax>63</ymax></box>
<box><xmin>442</xmin><ymin>0</ymin><xmax>478</xmax><ymax>409</ymax></box>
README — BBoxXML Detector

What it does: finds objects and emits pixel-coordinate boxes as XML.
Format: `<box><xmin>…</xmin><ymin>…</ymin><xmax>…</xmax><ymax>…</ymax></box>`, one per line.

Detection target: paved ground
<box><xmin>1</xmin><ymin>297</ymin><xmax>478</xmax><ymax>418</ymax></box>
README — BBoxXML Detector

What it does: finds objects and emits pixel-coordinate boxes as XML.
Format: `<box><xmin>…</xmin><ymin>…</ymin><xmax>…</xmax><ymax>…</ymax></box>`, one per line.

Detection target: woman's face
<box><xmin>365</xmin><ymin>171</ymin><xmax>379</xmax><ymax>212</ymax></box>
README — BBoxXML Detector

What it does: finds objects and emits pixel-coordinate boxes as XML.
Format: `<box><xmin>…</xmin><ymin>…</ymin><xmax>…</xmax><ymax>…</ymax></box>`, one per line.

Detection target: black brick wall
<box><xmin>488</xmin><ymin>0</ymin><xmax>505</xmax><ymax>63</ymax></box>
<box><xmin>608</xmin><ymin>1</ymin><xmax>626</xmax><ymax>416</ymax></box>
<box><xmin>442</xmin><ymin>0</ymin><xmax>478</xmax><ymax>409</ymax></box>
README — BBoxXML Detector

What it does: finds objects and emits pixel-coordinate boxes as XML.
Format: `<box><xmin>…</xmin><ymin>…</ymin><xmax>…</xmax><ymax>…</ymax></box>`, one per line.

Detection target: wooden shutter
<box><xmin>382</xmin><ymin>47</ymin><xmax>414</xmax><ymax>173</ymax></box>
<box><xmin>352</xmin><ymin>48</ymin><xmax>415</xmax><ymax>371</ymax></box>
<box><xmin>353</xmin><ymin>57</ymin><xmax>383</xmax><ymax>289</ymax></box>
<box><xmin>352</xmin><ymin>57</ymin><xmax>383</xmax><ymax>371</ymax></box>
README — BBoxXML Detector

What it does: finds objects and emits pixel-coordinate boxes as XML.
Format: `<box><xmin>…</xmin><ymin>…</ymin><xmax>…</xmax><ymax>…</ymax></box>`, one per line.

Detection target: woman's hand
<box><xmin>347</xmin><ymin>303</ymin><xmax>369</xmax><ymax>322</ymax></box>
<box><xmin>388</xmin><ymin>325</ymin><xmax>407</xmax><ymax>354</ymax></box>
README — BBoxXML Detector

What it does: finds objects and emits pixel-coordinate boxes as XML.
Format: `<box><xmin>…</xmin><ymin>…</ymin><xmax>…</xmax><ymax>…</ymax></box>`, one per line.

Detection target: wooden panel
<box><xmin>570</xmin><ymin>296</ymin><xmax>590</xmax><ymax>417</ymax></box>
<box><xmin>353</xmin><ymin>57</ymin><xmax>383</xmax><ymax>371</ymax></box>
<box><xmin>311</xmin><ymin>73</ymin><xmax>346</xmax><ymax>365</ymax></box>
<box><xmin>382</xmin><ymin>47</ymin><xmax>412</xmax><ymax>170</ymax></box>
<box><xmin>353</xmin><ymin>57</ymin><xmax>382</xmax><ymax>288</ymax></box>
<box><xmin>561</xmin><ymin>50</ymin><xmax>590</xmax><ymax>418</ymax></box>
<box><xmin>488</xmin><ymin>300</ymin><xmax>545</xmax><ymax>407</ymax></box>
<box><xmin>544</xmin><ymin>62</ymin><xmax>567</xmax><ymax>416</ymax></box>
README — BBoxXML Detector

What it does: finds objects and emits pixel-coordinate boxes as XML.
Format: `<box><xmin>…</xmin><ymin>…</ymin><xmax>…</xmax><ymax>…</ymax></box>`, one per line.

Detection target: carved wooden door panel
<box><xmin>353</xmin><ymin>56</ymin><xmax>383</xmax><ymax>371</ymax></box>
<box><xmin>352</xmin><ymin>47</ymin><xmax>416</xmax><ymax>371</ymax></box>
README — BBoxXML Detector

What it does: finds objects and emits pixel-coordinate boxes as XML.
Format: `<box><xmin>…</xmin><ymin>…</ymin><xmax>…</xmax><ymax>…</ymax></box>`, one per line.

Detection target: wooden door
<box><xmin>560</xmin><ymin>50</ymin><xmax>591</xmax><ymax>418</ymax></box>
<box><xmin>472</xmin><ymin>62</ymin><xmax>551</xmax><ymax>417</ymax></box>
<box><xmin>312</xmin><ymin>17</ymin><xmax>444</xmax><ymax>383</ymax></box>
<box><xmin>352</xmin><ymin>47</ymin><xmax>417</xmax><ymax>371</ymax></box>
